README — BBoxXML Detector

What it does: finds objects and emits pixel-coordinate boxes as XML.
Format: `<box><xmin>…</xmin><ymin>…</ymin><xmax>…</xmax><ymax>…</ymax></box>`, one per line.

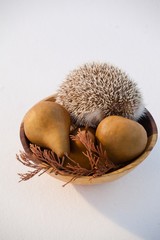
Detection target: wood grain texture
<box><xmin>20</xmin><ymin>95</ymin><xmax>158</xmax><ymax>185</ymax></box>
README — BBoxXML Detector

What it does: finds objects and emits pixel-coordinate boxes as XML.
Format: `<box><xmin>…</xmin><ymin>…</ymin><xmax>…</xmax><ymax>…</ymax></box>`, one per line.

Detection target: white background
<box><xmin>0</xmin><ymin>0</ymin><xmax>160</xmax><ymax>239</ymax></box>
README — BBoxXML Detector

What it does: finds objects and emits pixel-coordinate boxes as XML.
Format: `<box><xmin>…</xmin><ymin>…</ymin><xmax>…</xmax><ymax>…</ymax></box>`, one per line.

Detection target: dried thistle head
<box><xmin>56</xmin><ymin>63</ymin><xmax>145</xmax><ymax>127</ymax></box>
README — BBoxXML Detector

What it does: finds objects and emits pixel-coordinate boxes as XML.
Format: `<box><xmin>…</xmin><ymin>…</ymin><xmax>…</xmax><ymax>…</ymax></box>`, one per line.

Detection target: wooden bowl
<box><xmin>20</xmin><ymin>95</ymin><xmax>158</xmax><ymax>185</ymax></box>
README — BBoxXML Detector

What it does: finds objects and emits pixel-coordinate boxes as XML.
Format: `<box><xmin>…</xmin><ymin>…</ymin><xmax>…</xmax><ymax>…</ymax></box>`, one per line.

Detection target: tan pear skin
<box><xmin>23</xmin><ymin>101</ymin><xmax>71</xmax><ymax>157</ymax></box>
<box><xmin>96</xmin><ymin>116</ymin><xmax>148</xmax><ymax>164</ymax></box>
<box><xmin>64</xmin><ymin>128</ymin><xmax>95</xmax><ymax>170</ymax></box>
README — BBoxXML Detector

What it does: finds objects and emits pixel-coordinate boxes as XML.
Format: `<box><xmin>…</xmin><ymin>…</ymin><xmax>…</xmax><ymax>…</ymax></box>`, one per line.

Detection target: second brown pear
<box><xmin>64</xmin><ymin>128</ymin><xmax>96</xmax><ymax>170</ymax></box>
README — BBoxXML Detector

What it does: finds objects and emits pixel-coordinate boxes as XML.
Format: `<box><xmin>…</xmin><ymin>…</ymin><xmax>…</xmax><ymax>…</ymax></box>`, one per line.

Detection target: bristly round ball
<box><xmin>56</xmin><ymin>63</ymin><xmax>145</xmax><ymax>128</ymax></box>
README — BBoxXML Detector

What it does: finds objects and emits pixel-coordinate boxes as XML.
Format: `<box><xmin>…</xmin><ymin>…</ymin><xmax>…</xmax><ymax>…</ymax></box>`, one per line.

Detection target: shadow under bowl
<box><xmin>20</xmin><ymin>95</ymin><xmax>158</xmax><ymax>185</ymax></box>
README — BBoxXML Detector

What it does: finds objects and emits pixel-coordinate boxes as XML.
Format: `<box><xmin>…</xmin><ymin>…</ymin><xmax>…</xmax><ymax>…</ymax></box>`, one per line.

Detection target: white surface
<box><xmin>0</xmin><ymin>1</ymin><xmax>160</xmax><ymax>239</ymax></box>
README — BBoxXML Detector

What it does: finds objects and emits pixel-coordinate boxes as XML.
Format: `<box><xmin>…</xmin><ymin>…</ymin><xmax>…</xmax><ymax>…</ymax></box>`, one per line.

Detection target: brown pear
<box><xmin>23</xmin><ymin>101</ymin><xmax>71</xmax><ymax>157</ymax></box>
<box><xmin>64</xmin><ymin>128</ymin><xmax>95</xmax><ymax>170</ymax></box>
<box><xmin>96</xmin><ymin>116</ymin><xmax>148</xmax><ymax>164</ymax></box>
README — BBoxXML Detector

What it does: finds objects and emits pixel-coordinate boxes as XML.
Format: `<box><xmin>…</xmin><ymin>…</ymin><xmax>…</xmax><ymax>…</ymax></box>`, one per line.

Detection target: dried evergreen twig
<box><xmin>72</xmin><ymin>129</ymin><xmax>118</xmax><ymax>176</ymax></box>
<box><xmin>16</xmin><ymin>129</ymin><xmax>119</xmax><ymax>185</ymax></box>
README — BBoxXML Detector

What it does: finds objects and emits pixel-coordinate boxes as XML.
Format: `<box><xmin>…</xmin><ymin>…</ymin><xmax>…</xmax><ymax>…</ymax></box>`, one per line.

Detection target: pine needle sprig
<box><xmin>16</xmin><ymin>129</ymin><xmax>119</xmax><ymax>185</ymax></box>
